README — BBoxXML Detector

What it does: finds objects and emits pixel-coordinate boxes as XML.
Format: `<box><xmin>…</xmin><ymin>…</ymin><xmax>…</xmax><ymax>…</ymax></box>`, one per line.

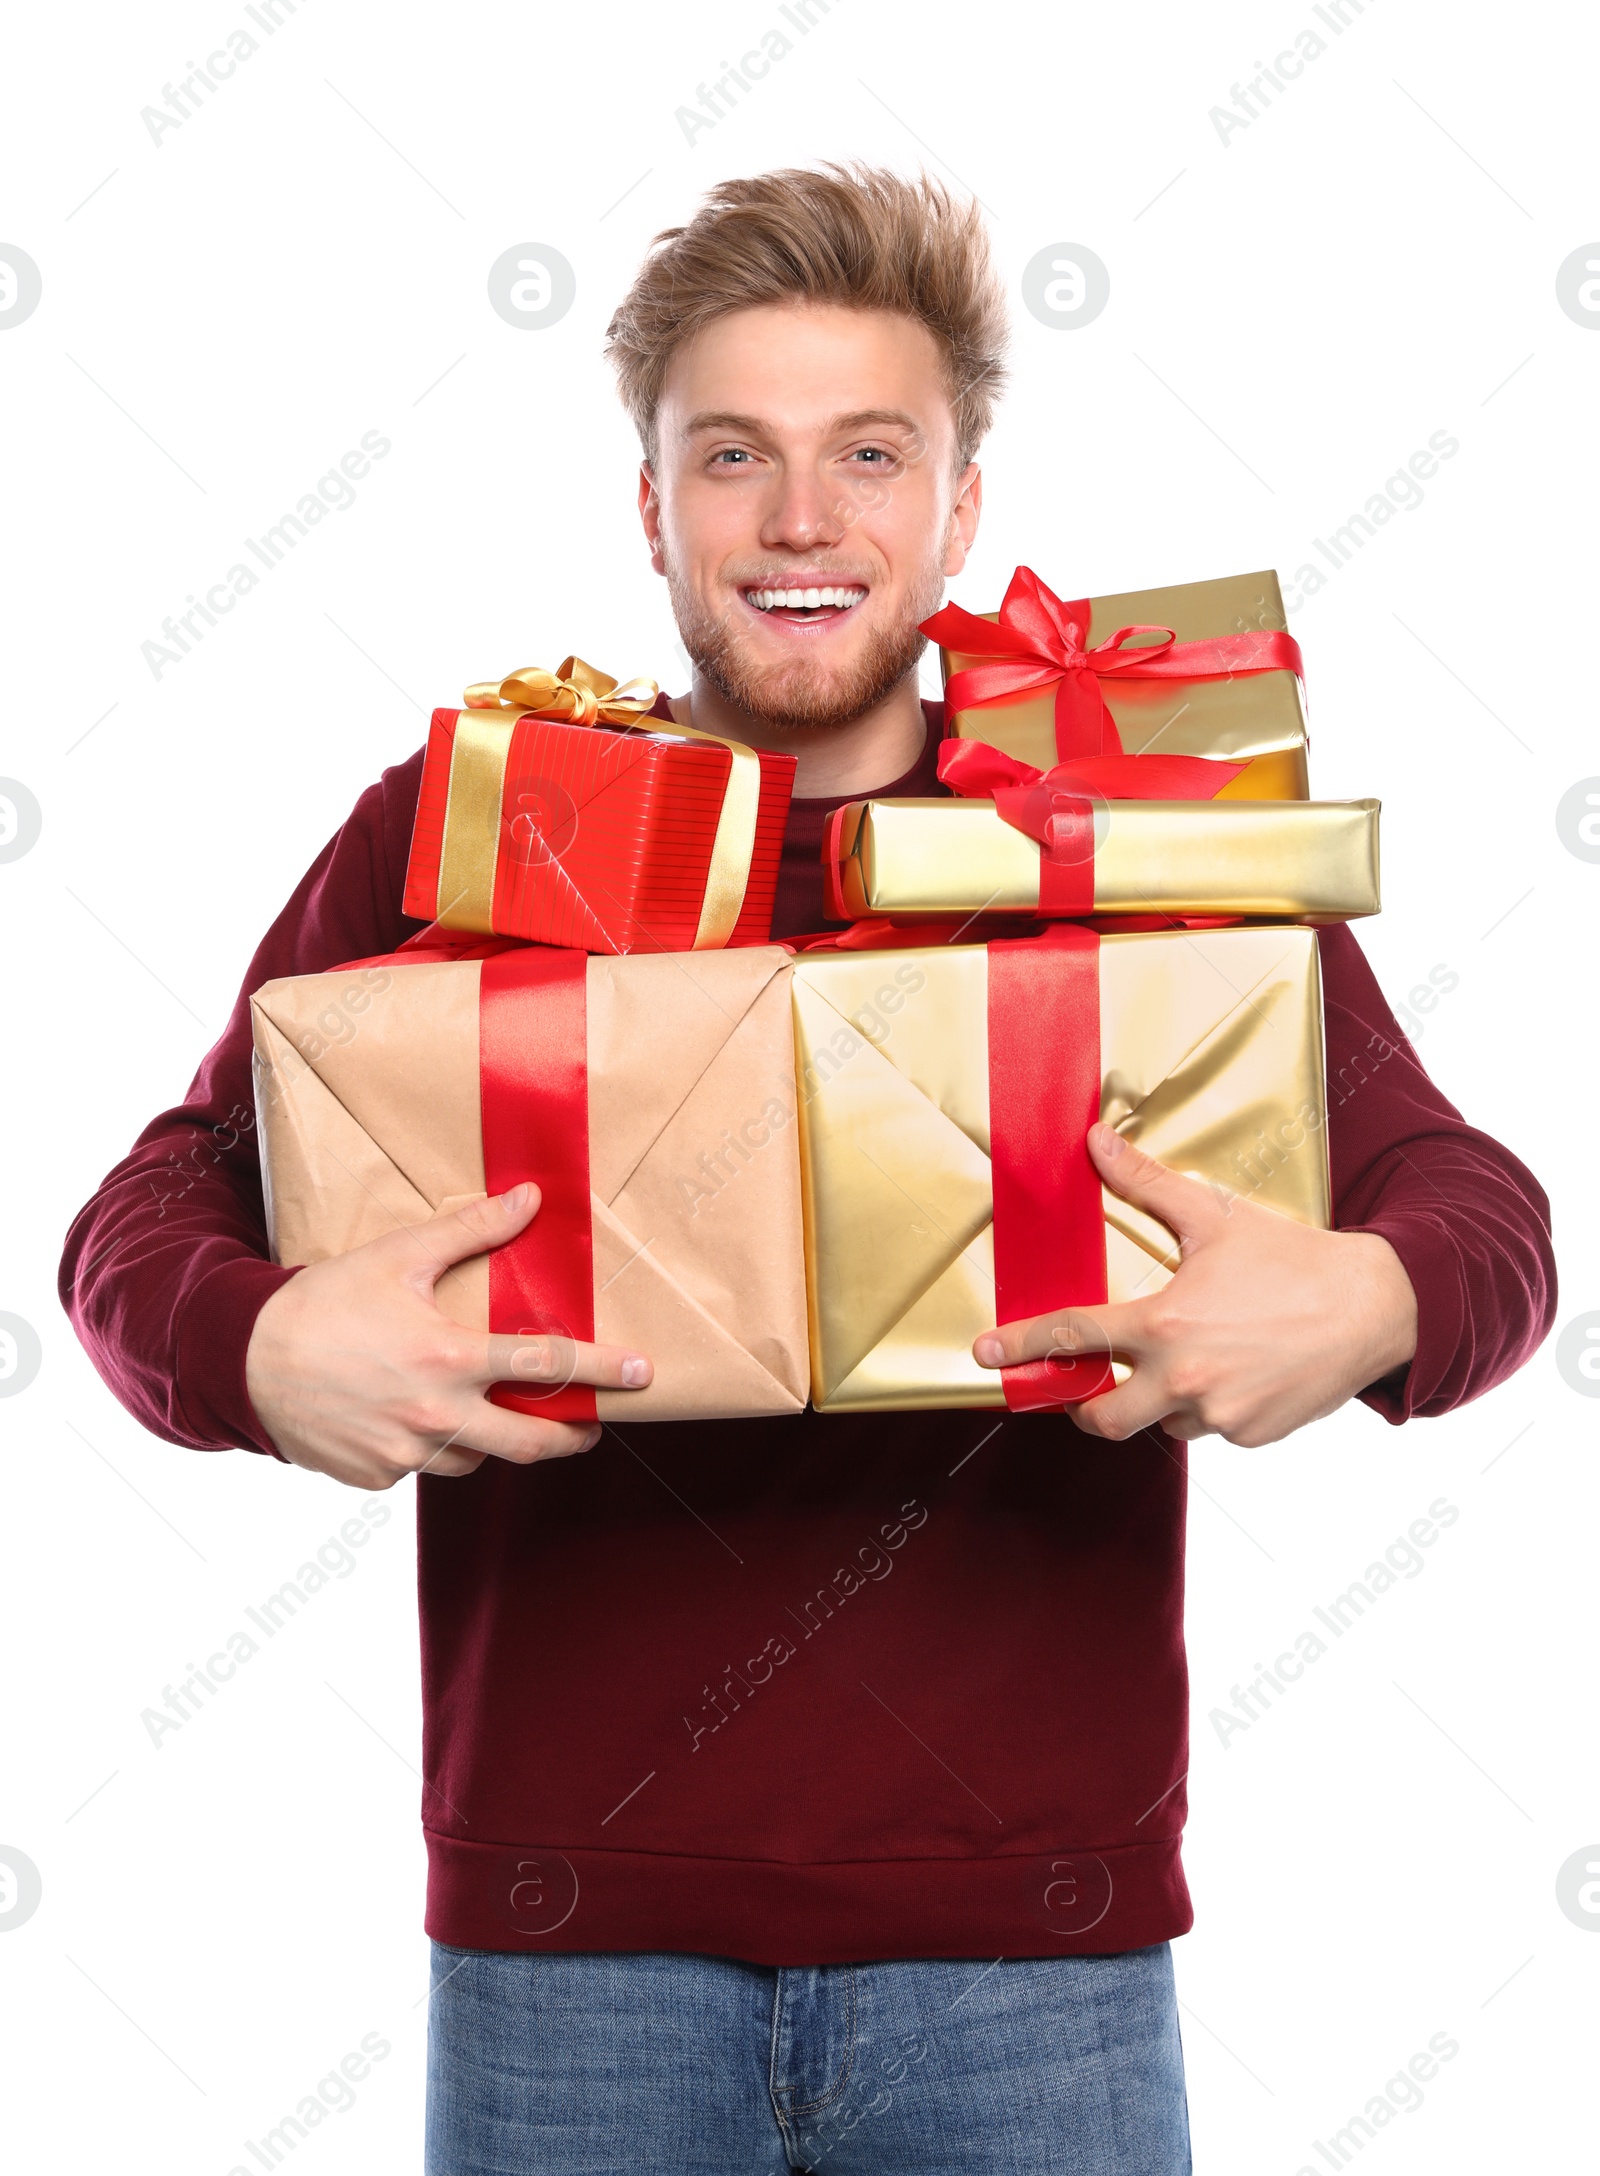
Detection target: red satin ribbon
<box><xmin>988</xmin><ymin>927</ymin><xmax>1114</xmax><ymax>1410</ymax></box>
<box><xmin>921</xmin><ymin>564</ymin><xmax>1303</xmax><ymax>763</ymax></box>
<box><xmin>792</xmin><ymin>919</ymin><xmax>985</xmax><ymax>951</ymax></box>
<box><xmin>797</xmin><ymin>924</ymin><xmax>1113</xmax><ymax>1404</ymax></box>
<box><xmin>791</xmin><ymin>910</ymin><xmax>1241</xmax><ymax>951</ymax></box>
<box><xmin>819</xmin><ymin>805</ymin><xmax>853</xmax><ymax>924</ymax></box>
<box><xmin>479</xmin><ymin>947</ymin><xmax>597</xmax><ymax>1424</ymax></box>
<box><xmin>328</xmin><ymin>932</ymin><xmax>600</xmax><ymax>1420</ymax></box>
<box><xmin>935</xmin><ymin>736</ymin><xmax>1247</xmax><ymax>917</ymax></box>
<box><xmin>935</xmin><ymin>736</ymin><xmax>1243</xmax><ymax>807</ymax></box>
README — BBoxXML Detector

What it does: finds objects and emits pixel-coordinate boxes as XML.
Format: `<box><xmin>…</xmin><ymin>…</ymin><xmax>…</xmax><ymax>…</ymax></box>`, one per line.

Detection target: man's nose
<box><xmin>757</xmin><ymin>466</ymin><xmax>846</xmax><ymax>554</ymax></box>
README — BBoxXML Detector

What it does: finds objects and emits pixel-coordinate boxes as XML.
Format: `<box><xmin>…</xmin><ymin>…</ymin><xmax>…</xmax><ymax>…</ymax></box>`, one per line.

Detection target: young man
<box><xmin>63</xmin><ymin>167</ymin><xmax>1554</xmax><ymax>2174</ymax></box>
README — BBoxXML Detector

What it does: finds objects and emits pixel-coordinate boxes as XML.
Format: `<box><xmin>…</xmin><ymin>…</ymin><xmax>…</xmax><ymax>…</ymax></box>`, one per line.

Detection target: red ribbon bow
<box><xmin>920</xmin><ymin>564</ymin><xmax>1303</xmax><ymax>762</ymax></box>
<box><xmin>936</xmin><ymin>736</ymin><xmax>1243</xmax><ymax>829</ymax></box>
<box><xmin>935</xmin><ymin>738</ymin><xmax>1247</xmax><ymax>915</ymax></box>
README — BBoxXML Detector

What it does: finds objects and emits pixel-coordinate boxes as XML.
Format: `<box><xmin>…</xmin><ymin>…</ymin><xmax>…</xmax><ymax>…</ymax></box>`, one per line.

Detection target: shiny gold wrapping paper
<box><xmin>830</xmin><ymin>797</ymin><xmax>1380</xmax><ymax>923</ymax></box>
<box><xmin>792</xmin><ymin>929</ymin><xmax>1330</xmax><ymax>1412</ymax></box>
<box><xmin>940</xmin><ymin>568</ymin><xmax>1309</xmax><ymax>798</ymax></box>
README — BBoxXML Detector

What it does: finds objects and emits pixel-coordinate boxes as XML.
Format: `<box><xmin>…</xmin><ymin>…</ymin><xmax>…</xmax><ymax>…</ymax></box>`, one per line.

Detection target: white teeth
<box><xmin>747</xmin><ymin>585</ymin><xmax>866</xmax><ymax>611</ymax></box>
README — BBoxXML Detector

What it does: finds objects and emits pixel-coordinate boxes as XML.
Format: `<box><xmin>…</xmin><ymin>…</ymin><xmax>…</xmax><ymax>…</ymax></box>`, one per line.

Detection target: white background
<box><xmin>2</xmin><ymin>0</ymin><xmax>1596</xmax><ymax>2169</ymax></box>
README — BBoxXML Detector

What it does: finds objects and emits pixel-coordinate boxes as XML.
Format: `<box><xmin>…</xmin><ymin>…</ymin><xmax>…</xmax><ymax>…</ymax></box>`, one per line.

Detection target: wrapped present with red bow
<box><xmin>923</xmin><ymin>566</ymin><xmax>1309</xmax><ymax>799</ymax></box>
<box><xmin>822</xmin><ymin>789</ymin><xmax>1381</xmax><ymax>924</ymax></box>
<box><xmin>403</xmin><ymin>658</ymin><xmax>796</xmax><ymax>953</ymax></box>
<box><xmin>252</xmin><ymin>935</ymin><xmax>810</xmax><ymax>1421</ymax></box>
<box><xmin>791</xmin><ymin>924</ymin><xmax>1330</xmax><ymax>1413</ymax></box>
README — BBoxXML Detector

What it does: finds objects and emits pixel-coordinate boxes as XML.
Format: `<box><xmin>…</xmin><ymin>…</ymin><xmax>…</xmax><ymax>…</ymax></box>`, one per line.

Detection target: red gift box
<box><xmin>403</xmin><ymin>659</ymin><xmax>796</xmax><ymax>954</ymax></box>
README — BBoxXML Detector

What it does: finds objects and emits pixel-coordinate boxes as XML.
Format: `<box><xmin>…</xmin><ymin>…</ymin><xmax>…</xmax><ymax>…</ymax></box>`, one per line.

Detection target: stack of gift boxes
<box><xmin>252</xmin><ymin>569</ymin><xmax>1381</xmax><ymax>1423</ymax></box>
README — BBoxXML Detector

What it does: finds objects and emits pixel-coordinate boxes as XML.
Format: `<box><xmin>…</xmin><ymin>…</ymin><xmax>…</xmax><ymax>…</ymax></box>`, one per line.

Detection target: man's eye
<box><xmin>712</xmin><ymin>449</ymin><xmax>753</xmax><ymax>465</ymax></box>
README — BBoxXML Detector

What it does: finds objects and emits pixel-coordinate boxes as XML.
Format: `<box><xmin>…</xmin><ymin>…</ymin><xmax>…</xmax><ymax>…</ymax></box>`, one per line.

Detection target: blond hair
<box><xmin>606</xmin><ymin>163</ymin><xmax>1008</xmax><ymax>467</ymax></box>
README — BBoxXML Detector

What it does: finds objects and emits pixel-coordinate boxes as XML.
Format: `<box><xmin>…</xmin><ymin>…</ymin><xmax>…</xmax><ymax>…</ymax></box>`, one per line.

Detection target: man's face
<box><xmin>640</xmin><ymin>303</ymin><xmax>981</xmax><ymax>730</ymax></box>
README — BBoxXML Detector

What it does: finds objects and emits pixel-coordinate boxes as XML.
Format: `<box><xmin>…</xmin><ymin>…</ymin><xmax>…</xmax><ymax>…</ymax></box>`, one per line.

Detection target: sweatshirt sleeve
<box><xmin>58</xmin><ymin>751</ymin><xmax>428</xmax><ymax>1457</ymax></box>
<box><xmin>1316</xmin><ymin>924</ymin><xmax>1556</xmax><ymax>1423</ymax></box>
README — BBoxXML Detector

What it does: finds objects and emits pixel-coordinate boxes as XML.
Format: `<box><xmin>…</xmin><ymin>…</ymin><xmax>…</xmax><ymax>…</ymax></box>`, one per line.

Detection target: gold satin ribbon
<box><xmin>437</xmin><ymin>656</ymin><xmax>762</xmax><ymax>946</ymax></box>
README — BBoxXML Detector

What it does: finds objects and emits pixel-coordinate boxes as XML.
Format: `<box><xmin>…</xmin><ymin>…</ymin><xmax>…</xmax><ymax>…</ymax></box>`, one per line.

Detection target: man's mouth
<box><xmin>741</xmin><ymin>583</ymin><xmax>868</xmax><ymax>625</ymax></box>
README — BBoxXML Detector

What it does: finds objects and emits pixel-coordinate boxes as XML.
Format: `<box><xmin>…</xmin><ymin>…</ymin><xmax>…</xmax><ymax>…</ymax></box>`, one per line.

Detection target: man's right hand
<box><xmin>244</xmin><ymin>1182</ymin><xmax>652</xmax><ymax>1491</ymax></box>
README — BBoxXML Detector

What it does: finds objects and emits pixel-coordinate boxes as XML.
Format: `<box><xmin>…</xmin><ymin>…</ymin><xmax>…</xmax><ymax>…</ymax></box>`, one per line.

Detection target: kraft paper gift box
<box><xmin>403</xmin><ymin>659</ymin><xmax>796</xmax><ymax>954</ymax></box>
<box><xmin>923</xmin><ymin>566</ymin><xmax>1310</xmax><ymax>799</ymax></box>
<box><xmin>252</xmin><ymin>943</ymin><xmax>809</xmax><ymax>1422</ymax></box>
<box><xmin>792</xmin><ymin>927</ymin><xmax>1330</xmax><ymax>1414</ymax></box>
<box><xmin>822</xmin><ymin>796</ymin><xmax>1381</xmax><ymax>924</ymax></box>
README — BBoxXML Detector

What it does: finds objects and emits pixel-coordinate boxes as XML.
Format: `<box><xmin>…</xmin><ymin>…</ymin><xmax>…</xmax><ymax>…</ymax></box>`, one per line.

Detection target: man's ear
<box><xmin>944</xmin><ymin>462</ymin><xmax>982</xmax><ymax>578</ymax></box>
<box><xmin>638</xmin><ymin>462</ymin><xmax>667</xmax><ymax>576</ymax></box>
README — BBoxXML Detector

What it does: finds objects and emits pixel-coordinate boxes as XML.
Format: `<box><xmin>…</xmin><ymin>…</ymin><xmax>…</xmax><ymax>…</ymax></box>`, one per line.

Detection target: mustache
<box><xmin>721</xmin><ymin>566</ymin><xmax>878</xmax><ymax>588</ymax></box>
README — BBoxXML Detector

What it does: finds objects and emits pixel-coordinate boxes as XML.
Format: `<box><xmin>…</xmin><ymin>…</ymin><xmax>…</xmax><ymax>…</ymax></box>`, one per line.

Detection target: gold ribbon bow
<box><xmin>437</xmin><ymin>656</ymin><xmax>763</xmax><ymax>948</ymax></box>
<box><xmin>463</xmin><ymin>655</ymin><xmax>661</xmax><ymax>728</ymax></box>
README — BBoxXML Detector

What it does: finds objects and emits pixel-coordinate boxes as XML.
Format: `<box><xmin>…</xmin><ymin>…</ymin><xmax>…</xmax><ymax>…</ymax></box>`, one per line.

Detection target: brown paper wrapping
<box><xmin>829</xmin><ymin>797</ymin><xmax>1380</xmax><ymax>923</ymax></box>
<box><xmin>792</xmin><ymin>929</ymin><xmax>1330</xmax><ymax>1413</ymax></box>
<box><xmin>940</xmin><ymin>568</ymin><xmax>1309</xmax><ymax>798</ymax></box>
<box><xmin>251</xmin><ymin>947</ymin><xmax>809</xmax><ymax>1420</ymax></box>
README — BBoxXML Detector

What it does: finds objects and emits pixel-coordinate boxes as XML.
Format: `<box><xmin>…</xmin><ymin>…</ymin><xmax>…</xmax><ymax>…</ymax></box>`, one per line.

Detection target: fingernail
<box><xmin>1094</xmin><ymin>1123</ymin><xmax>1124</xmax><ymax>1158</ymax></box>
<box><xmin>580</xmin><ymin>1426</ymin><xmax>602</xmax><ymax>1451</ymax></box>
<box><xmin>974</xmin><ymin>1334</ymin><xmax>1004</xmax><ymax>1367</ymax></box>
<box><xmin>499</xmin><ymin>1181</ymin><xmax>532</xmax><ymax>1209</ymax></box>
<box><xmin>621</xmin><ymin>1356</ymin><xmax>651</xmax><ymax>1388</ymax></box>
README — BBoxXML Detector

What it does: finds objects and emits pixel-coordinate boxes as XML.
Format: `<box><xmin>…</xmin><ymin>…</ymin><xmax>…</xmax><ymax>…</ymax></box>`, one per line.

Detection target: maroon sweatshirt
<box><xmin>60</xmin><ymin>706</ymin><xmax>1555</xmax><ymax>1965</ymax></box>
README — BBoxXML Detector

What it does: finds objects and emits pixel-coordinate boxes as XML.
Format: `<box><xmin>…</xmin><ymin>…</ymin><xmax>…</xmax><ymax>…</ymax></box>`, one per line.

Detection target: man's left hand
<box><xmin>973</xmin><ymin>1121</ymin><xmax>1418</xmax><ymax>1447</ymax></box>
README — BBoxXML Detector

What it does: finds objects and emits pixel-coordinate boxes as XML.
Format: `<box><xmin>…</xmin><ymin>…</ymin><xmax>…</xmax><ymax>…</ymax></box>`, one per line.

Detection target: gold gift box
<box><xmin>792</xmin><ymin>929</ymin><xmax>1330</xmax><ymax>1412</ymax></box>
<box><xmin>829</xmin><ymin>797</ymin><xmax>1380</xmax><ymax>924</ymax></box>
<box><xmin>941</xmin><ymin>568</ymin><xmax>1308</xmax><ymax>798</ymax></box>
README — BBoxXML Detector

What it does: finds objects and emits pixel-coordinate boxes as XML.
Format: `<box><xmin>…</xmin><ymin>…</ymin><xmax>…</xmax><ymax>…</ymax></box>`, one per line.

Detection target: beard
<box><xmin>664</xmin><ymin>552</ymin><xmax>947</xmax><ymax>732</ymax></box>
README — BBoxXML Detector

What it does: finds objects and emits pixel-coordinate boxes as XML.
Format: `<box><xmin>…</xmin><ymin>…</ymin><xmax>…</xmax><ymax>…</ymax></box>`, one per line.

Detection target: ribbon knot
<box><xmin>935</xmin><ymin>736</ymin><xmax>1244</xmax><ymax>818</ymax></box>
<box><xmin>920</xmin><ymin>565</ymin><xmax>1302</xmax><ymax>762</ymax></box>
<box><xmin>464</xmin><ymin>655</ymin><xmax>660</xmax><ymax>730</ymax></box>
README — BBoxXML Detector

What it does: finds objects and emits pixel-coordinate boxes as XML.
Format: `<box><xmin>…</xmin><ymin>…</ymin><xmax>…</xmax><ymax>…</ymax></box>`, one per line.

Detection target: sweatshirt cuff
<box><xmin>1342</xmin><ymin>1211</ymin><xmax>1465</xmax><ymax>1426</ymax></box>
<box><xmin>172</xmin><ymin>1255</ymin><xmax>301</xmax><ymax>1456</ymax></box>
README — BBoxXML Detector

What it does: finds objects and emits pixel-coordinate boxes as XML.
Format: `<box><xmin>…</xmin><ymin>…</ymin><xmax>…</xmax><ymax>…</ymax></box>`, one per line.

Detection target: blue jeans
<box><xmin>426</xmin><ymin>1942</ymin><xmax>1190</xmax><ymax>2174</ymax></box>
